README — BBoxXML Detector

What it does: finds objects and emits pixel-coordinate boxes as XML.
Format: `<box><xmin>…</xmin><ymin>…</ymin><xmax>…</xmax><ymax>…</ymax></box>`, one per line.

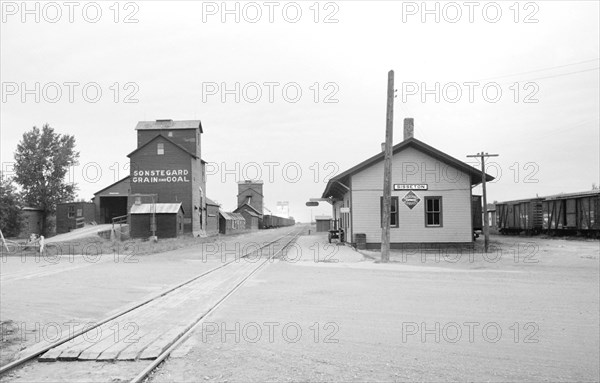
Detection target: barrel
<box><xmin>354</xmin><ymin>233</ymin><xmax>367</xmax><ymax>250</ymax></box>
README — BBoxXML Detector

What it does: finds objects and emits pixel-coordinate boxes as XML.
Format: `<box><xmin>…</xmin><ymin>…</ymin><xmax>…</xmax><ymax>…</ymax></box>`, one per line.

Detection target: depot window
<box><xmin>68</xmin><ymin>206</ymin><xmax>75</xmax><ymax>218</ymax></box>
<box><xmin>380</xmin><ymin>196</ymin><xmax>399</xmax><ymax>228</ymax></box>
<box><xmin>157</xmin><ymin>143</ymin><xmax>164</xmax><ymax>155</ymax></box>
<box><xmin>425</xmin><ymin>197</ymin><xmax>442</xmax><ymax>227</ymax></box>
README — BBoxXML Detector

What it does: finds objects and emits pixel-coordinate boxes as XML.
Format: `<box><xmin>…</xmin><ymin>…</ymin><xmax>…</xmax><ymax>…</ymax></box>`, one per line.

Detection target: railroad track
<box><xmin>0</xmin><ymin>228</ymin><xmax>304</xmax><ymax>383</ymax></box>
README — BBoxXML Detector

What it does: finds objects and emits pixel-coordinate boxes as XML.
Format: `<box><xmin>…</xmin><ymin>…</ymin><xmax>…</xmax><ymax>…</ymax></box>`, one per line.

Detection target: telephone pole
<box><xmin>466</xmin><ymin>152</ymin><xmax>499</xmax><ymax>253</ymax></box>
<box><xmin>381</xmin><ymin>70</ymin><xmax>395</xmax><ymax>262</ymax></box>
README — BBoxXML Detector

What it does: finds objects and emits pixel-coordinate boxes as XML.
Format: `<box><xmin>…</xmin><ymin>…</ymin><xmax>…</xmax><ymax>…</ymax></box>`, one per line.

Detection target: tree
<box><xmin>0</xmin><ymin>174</ymin><xmax>24</xmax><ymax>237</ymax></box>
<box><xmin>14</xmin><ymin>124</ymin><xmax>79</xmax><ymax>235</ymax></box>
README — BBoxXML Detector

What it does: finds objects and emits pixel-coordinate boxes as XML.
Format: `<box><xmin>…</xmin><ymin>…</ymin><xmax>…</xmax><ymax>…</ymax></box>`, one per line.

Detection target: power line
<box><xmin>475</xmin><ymin>58</ymin><xmax>600</xmax><ymax>82</ymax></box>
<box><xmin>500</xmin><ymin>67</ymin><xmax>599</xmax><ymax>84</ymax></box>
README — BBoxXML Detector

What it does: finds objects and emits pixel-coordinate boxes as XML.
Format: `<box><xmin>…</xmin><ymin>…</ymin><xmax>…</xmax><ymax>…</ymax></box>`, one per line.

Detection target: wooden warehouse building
<box><xmin>322</xmin><ymin>121</ymin><xmax>493</xmax><ymax>248</ymax></box>
<box><xmin>92</xmin><ymin>119</ymin><xmax>219</xmax><ymax>238</ymax></box>
<box><xmin>56</xmin><ymin>202</ymin><xmax>95</xmax><ymax>234</ymax></box>
<box><xmin>127</xmin><ymin>119</ymin><xmax>207</xmax><ymax>236</ymax></box>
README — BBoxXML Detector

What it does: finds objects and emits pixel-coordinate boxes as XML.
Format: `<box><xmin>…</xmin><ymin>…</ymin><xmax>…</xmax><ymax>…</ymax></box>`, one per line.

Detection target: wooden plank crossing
<box><xmin>38</xmin><ymin>253</ymin><xmax>273</xmax><ymax>362</ymax></box>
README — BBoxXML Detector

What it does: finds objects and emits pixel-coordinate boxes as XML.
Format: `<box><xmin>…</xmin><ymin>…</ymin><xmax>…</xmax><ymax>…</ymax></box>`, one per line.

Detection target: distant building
<box><xmin>205</xmin><ymin>198</ymin><xmax>220</xmax><ymax>236</ymax></box>
<box><xmin>56</xmin><ymin>202</ymin><xmax>95</xmax><ymax>234</ymax></box>
<box><xmin>234</xmin><ymin>204</ymin><xmax>261</xmax><ymax>230</ymax></box>
<box><xmin>219</xmin><ymin>211</ymin><xmax>246</xmax><ymax>235</ymax></box>
<box><xmin>315</xmin><ymin>215</ymin><xmax>333</xmax><ymax>232</ymax></box>
<box><xmin>237</xmin><ymin>180</ymin><xmax>263</xmax><ymax>218</ymax></box>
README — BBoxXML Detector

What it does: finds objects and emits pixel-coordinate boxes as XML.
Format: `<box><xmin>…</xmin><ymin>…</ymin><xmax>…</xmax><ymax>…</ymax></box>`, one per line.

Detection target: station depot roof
<box><xmin>322</xmin><ymin>137</ymin><xmax>495</xmax><ymax>200</ymax></box>
<box><xmin>130</xmin><ymin>203</ymin><xmax>183</xmax><ymax>215</ymax></box>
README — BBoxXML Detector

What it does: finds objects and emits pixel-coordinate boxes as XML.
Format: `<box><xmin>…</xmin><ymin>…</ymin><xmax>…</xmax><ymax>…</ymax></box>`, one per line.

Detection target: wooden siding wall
<box><xmin>137</xmin><ymin>129</ymin><xmax>200</xmax><ymax>157</ymax></box>
<box><xmin>129</xmin><ymin>138</ymin><xmax>195</xmax><ymax>233</ymax></box>
<box><xmin>56</xmin><ymin>203</ymin><xmax>96</xmax><ymax>234</ymax></box>
<box><xmin>351</xmin><ymin>147</ymin><xmax>472</xmax><ymax>244</ymax></box>
<box><xmin>130</xmin><ymin>213</ymin><xmax>181</xmax><ymax>238</ymax></box>
<box><xmin>237</xmin><ymin>184</ymin><xmax>263</xmax><ymax>213</ymax></box>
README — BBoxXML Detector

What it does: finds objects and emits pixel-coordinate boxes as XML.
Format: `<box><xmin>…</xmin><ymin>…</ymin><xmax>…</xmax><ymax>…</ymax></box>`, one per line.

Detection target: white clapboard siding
<box><xmin>351</xmin><ymin>146</ymin><xmax>472</xmax><ymax>243</ymax></box>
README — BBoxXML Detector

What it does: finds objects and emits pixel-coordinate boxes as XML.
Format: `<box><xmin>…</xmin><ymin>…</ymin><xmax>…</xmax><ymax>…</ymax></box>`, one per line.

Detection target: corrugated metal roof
<box><xmin>135</xmin><ymin>120</ymin><xmax>202</xmax><ymax>132</ymax></box>
<box><xmin>130</xmin><ymin>203</ymin><xmax>183</xmax><ymax>214</ymax></box>
<box><xmin>219</xmin><ymin>211</ymin><xmax>246</xmax><ymax>221</ymax></box>
<box><xmin>205</xmin><ymin>197</ymin><xmax>219</xmax><ymax>206</ymax></box>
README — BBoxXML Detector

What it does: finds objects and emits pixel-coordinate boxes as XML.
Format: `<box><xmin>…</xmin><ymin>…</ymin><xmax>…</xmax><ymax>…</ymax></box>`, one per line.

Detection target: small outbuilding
<box><xmin>315</xmin><ymin>215</ymin><xmax>333</xmax><ymax>232</ymax></box>
<box><xmin>219</xmin><ymin>211</ymin><xmax>246</xmax><ymax>235</ymax></box>
<box><xmin>234</xmin><ymin>203</ymin><xmax>261</xmax><ymax>230</ymax></box>
<box><xmin>130</xmin><ymin>203</ymin><xmax>184</xmax><ymax>239</ymax></box>
<box><xmin>205</xmin><ymin>198</ymin><xmax>221</xmax><ymax>236</ymax></box>
<box><xmin>56</xmin><ymin>202</ymin><xmax>96</xmax><ymax>234</ymax></box>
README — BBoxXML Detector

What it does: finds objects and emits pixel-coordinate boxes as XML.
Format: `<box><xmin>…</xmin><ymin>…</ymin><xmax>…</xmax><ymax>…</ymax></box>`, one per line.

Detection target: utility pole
<box><xmin>381</xmin><ymin>70</ymin><xmax>395</xmax><ymax>262</ymax></box>
<box><xmin>466</xmin><ymin>152</ymin><xmax>499</xmax><ymax>253</ymax></box>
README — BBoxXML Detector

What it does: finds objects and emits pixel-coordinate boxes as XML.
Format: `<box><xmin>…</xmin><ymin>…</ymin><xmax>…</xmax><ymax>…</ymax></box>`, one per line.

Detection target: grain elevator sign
<box><xmin>402</xmin><ymin>191</ymin><xmax>421</xmax><ymax>209</ymax></box>
<box><xmin>132</xmin><ymin>169</ymin><xmax>190</xmax><ymax>183</ymax></box>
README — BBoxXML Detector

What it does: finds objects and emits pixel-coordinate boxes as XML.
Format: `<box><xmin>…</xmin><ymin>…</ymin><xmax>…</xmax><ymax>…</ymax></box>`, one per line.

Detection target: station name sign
<box><xmin>393</xmin><ymin>184</ymin><xmax>428</xmax><ymax>191</ymax></box>
<box><xmin>132</xmin><ymin>169</ymin><xmax>190</xmax><ymax>183</ymax></box>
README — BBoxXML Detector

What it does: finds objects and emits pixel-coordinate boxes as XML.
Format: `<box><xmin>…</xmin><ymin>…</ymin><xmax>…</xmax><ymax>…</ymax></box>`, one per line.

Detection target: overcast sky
<box><xmin>1</xmin><ymin>1</ymin><xmax>598</xmax><ymax>222</ymax></box>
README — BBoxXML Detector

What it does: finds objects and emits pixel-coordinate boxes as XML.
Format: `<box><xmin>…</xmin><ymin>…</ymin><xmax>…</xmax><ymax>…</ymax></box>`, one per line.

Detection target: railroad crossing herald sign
<box><xmin>402</xmin><ymin>191</ymin><xmax>421</xmax><ymax>209</ymax></box>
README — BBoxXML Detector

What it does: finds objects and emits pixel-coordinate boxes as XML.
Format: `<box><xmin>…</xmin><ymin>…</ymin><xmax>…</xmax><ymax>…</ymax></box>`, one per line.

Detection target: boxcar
<box><xmin>496</xmin><ymin>197</ymin><xmax>543</xmax><ymax>235</ymax></box>
<box><xmin>261</xmin><ymin>214</ymin><xmax>295</xmax><ymax>229</ymax></box>
<box><xmin>542</xmin><ymin>190</ymin><xmax>600</xmax><ymax>236</ymax></box>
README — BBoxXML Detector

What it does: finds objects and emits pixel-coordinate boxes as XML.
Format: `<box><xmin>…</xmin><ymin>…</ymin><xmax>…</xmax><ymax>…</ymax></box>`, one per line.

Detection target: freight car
<box><xmin>542</xmin><ymin>190</ymin><xmax>600</xmax><ymax>236</ymax></box>
<box><xmin>496</xmin><ymin>190</ymin><xmax>600</xmax><ymax>237</ymax></box>
<box><xmin>261</xmin><ymin>214</ymin><xmax>295</xmax><ymax>229</ymax></box>
<box><xmin>496</xmin><ymin>197</ymin><xmax>544</xmax><ymax>235</ymax></box>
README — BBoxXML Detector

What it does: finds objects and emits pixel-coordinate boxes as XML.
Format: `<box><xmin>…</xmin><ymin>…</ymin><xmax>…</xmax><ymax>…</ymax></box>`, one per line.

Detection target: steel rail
<box><xmin>0</xmin><ymin>231</ymin><xmax>294</xmax><ymax>376</ymax></box>
<box><xmin>129</xmin><ymin>229</ymin><xmax>303</xmax><ymax>383</ymax></box>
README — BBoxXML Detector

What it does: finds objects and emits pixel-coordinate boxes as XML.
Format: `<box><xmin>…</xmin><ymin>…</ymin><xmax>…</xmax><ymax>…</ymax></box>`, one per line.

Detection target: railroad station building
<box><xmin>322</xmin><ymin>120</ymin><xmax>493</xmax><ymax>248</ymax></box>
